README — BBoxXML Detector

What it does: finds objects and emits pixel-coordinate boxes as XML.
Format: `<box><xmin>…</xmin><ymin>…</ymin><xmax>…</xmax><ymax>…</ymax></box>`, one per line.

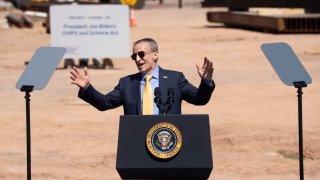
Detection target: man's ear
<box><xmin>153</xmin><ymin>52</ymin><xmax>158</xmax><ymax>62</ymax></box>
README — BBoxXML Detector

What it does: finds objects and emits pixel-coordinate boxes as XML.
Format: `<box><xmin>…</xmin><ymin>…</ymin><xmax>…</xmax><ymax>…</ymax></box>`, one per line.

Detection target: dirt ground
<box><xmin>1</xmin><ymin>1</ymin><xmax>320</xmax><ymax>179</ymax></box>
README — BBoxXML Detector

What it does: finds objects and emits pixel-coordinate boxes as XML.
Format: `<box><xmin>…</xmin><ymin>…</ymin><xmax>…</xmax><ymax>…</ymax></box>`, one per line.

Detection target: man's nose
<box><xmin>135</xmin><ymin>55</ymin><xmax>142</xmax><ymax>61</ymax></box>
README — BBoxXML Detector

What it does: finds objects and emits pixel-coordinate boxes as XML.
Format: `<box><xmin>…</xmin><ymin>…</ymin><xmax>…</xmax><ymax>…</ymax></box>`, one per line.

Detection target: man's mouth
<box><xmin>138</xmin><ymin>63</ymin><xmax>145</xmax><ymax>68</ymax></box>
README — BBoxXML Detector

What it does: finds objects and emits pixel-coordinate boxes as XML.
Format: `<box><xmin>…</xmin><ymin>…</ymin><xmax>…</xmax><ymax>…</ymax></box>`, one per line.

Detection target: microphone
<box><xmin>154</xmin><ymin>87</ymin><xmax>165</xmax><ymax>114</ymax></box>
<box><xmin>167</xmin><ymin>88</ymin><xmax>174</xmax><ymax>105</ymax></box>
<box><xmin>154</xmin><ymin>87</ymin><xmax>161</xmax><ymax>106</ymax></box>
<box><xmin>165</xmin><ymin>88</ymin><xmax>174</xmax><ymax>114</ymax></box>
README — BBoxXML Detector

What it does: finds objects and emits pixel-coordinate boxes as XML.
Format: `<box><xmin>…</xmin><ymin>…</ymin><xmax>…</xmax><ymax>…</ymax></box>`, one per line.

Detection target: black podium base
<box><xmin>118</xmin><ymin>168</ymin><xmax>212</xmax><ymax>179</ymax></box>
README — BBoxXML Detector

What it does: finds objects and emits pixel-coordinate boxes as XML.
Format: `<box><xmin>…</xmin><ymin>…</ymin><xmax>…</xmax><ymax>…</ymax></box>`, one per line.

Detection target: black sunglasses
<box><xmin>131</xmin><ymin>51</ymin><xmax>153</xmax><ymax>61</ymax></box>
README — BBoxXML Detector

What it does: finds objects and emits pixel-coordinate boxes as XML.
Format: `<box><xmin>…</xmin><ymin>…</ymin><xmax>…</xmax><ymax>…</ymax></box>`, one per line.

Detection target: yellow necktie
<box><xmin>143</xmin><ymin>75</ymin><xmax>153</xmax><ymax>115</ymax></box>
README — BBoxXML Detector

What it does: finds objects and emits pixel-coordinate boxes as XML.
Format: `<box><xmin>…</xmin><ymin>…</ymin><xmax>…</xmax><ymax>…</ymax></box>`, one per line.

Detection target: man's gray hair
<box><xmin>133</xmin><ymin>38</ymin><xmax>158</xmax><ymax>52</ymax></box>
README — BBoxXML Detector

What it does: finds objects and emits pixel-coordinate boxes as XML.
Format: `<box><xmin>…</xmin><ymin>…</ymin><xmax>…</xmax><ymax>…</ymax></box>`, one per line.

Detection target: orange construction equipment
<box><xmin>129</xmin><ymin>6</ymin><xmax>135</xmax><ymax>26</ymax></box>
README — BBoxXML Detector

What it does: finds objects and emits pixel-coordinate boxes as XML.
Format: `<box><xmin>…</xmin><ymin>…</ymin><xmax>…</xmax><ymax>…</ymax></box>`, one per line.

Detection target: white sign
<box><xmin>50</xmin><ymin>5</ymin><xmax>130</xmax><ymax>58</ymax></box>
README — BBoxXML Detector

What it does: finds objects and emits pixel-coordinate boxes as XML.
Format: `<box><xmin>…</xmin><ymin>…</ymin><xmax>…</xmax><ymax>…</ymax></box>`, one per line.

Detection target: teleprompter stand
<box><xmin>16</xmin><ymin>47</ymin><xmax>66</xmax><ymax>180</ymax></box>
<box><xmin>261</xmin><ymin>42</ymin><xmax>312</xmax><ymax>180</ymax></box>
<box><xmin>20</xmin><ymin>85</ymin><xmax>33</xmax><ymax>180</ymax></box>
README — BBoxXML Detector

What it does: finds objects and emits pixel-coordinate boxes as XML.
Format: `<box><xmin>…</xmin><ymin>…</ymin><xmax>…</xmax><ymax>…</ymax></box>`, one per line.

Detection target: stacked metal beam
<box><xmin>207</xmin><ymin>12</ymin><xmax>320</xmax><ymax>33</ymax></box>
<box><xmin>203</xmin><ymin>0</ymin><xmax>320</xmax><ymax>33</ymax></box>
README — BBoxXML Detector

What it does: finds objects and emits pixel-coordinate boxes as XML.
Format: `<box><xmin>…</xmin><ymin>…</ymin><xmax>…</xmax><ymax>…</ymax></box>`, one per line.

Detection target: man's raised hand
<box><xmin>196</xmin><ymin>57</ymin><xmax>214</xmax><ymax>81</ymax></box>
<box><xmin>70</xmin><ymin>67</ymin><xmax>89</xmax><ymax>89</ymax></box>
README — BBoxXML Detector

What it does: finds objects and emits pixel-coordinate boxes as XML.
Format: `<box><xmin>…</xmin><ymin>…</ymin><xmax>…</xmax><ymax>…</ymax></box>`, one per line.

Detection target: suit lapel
<box><xmin>133</xmin><ymin>73</ymin><xmax>142</xmax><ymax>115</ymax></box>
<box><xmin>159</xmin><ymin>67</ymin><xmax>168</xmax><ymax>104</ymax></box>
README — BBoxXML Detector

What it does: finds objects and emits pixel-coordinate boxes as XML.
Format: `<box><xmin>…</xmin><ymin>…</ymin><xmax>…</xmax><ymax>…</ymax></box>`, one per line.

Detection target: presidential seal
<box><xmin>146</xmin><ymin>122</ymin><xmax>182</xmax><ymax>159</ymax></box>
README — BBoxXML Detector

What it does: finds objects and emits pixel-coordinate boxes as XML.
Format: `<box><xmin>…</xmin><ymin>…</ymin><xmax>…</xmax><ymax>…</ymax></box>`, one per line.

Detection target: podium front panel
<box><xmin>116</xmin><ymin>114</ymin><xmax>213</xmax><ymax>179</ymax></box>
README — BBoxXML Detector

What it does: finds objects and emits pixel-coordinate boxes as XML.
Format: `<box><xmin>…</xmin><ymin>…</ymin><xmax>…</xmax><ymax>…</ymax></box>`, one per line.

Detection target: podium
<box><xmin>116</xmin><ymin>114</ymin><xmax>213</xmax><ymax>179</ymax></box>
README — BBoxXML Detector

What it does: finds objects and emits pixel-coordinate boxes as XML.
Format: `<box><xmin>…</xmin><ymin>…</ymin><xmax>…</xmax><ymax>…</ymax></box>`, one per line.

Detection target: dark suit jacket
<box><xmin>78</xmin><ymin>66</ymin><xmax>215</xmax><ymax>115</ymax></box>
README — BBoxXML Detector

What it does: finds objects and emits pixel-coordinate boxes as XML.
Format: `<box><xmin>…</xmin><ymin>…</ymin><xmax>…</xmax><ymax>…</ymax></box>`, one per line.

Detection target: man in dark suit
<box><xmin>70</xmin><ymin>38</ymin><xmax>215</xmax><ymax>115</ymax></box>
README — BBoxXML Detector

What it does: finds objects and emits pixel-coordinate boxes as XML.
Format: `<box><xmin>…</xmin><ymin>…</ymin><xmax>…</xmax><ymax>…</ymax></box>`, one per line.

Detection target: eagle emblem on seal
<box><xmin>157</xmin><ymin>131</ymin><xmax>173</xmax><ymax>150</ymax></box>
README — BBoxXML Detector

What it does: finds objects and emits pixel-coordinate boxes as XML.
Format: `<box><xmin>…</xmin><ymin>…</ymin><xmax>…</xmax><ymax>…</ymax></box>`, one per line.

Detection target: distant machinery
<box><xmin>7</xmin><ymin>0</ymin><xmax>146</xmax><ymax>10</ymax></box>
